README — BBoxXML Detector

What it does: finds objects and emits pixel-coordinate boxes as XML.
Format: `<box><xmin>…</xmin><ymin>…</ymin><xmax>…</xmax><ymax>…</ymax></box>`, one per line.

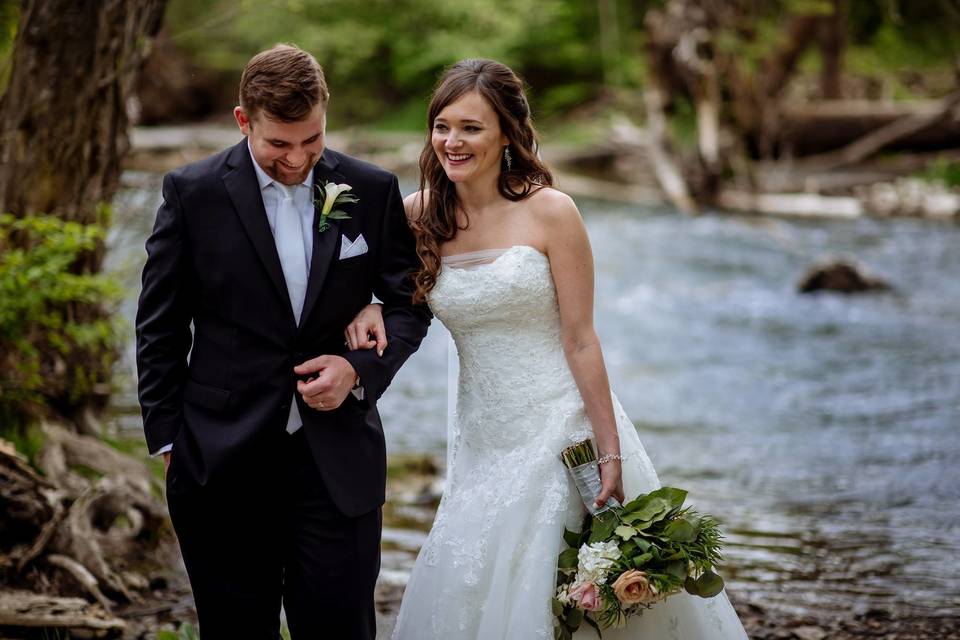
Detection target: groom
<box><xmin>136</xmin><ymin>44</ymin><xmax>430</xmax><ymax>639</ymax></box>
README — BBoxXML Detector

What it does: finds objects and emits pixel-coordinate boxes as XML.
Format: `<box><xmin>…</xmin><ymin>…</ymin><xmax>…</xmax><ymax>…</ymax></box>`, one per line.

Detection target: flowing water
<box><xmin>107</xmin><ymin>172</ymin><xmax>960</xmax><ymax>622</ymax></box>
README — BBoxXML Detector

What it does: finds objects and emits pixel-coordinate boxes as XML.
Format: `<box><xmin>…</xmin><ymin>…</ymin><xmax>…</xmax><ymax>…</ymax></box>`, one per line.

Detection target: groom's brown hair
<box><xmin>239</xmin><ymin>44</ymin><xmax>329</xmax><ymax>123</ymax></box>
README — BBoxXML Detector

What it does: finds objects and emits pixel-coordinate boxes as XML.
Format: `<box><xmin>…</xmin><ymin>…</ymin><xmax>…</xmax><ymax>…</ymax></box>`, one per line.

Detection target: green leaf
<box><xmin>664</xmin><ymin>560</ymin><xmax>688</xmax><ymax>579</ymax></box>
<box><xmin>664</xmin><ymin>515</ymin><xmax>700</xmax><ymax>543</ymax></box>
<box><xmin>614</xmin><ymin>524</ymin><xmax>637</xmax><ymax>541</ymax></box>
<box><xmin>566</xmin><ymin>606</ymin><xmax>584</xmax><ymax>629</ymax></box>
<box><xmin>563</xmin><ymin>527</ymin><xmax>582</xmax><ymax>548</ymax></box>
<box><xmin>588</xmin><ymin>510</ymin><xmax>620</xmax><ymax>544</ymax></box>
<box><xmin>551</xmin><ymin>597</ymin><xmax>564</xmax><ymax>616</ymax></box>
<box><xmin>558</xmin><ymin>547</ymin><xmax>580</xmax><ymax>569</ymax></box>
<box><xmin>631</xmin><ymin>552</ymin><xmax>653</xmax><ymax>568</ymax></box>
<box><xmin>327</xmin><ymin>210</ymin><xmax>352</xmax><ymax>220</ymax></box>
<box><xmin>695</xmin><ymin>570</ymin><xmax>725</xmax><ymax>597</ymax></box>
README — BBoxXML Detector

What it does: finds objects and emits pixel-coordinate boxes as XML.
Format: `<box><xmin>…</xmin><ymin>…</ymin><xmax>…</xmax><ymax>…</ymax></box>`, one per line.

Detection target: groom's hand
<box><xmin>294</xmin><ymin>355</ymin><xmax>358</xmax><ymax>411</ymax></box>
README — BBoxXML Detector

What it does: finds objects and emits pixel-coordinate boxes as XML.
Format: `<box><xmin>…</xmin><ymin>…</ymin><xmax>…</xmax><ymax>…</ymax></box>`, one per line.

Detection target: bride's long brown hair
<box><xmin>411</xmin><ymin>59</ymin><xmax>553</xmax><ymax>304</ymax></box>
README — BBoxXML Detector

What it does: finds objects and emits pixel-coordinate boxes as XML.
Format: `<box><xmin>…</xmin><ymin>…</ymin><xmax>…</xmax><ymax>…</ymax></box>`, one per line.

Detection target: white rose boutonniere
<box><xmin>314</xmin><ymin>181</ymin><xmax>358</xmax><ymax>232</ymax></box>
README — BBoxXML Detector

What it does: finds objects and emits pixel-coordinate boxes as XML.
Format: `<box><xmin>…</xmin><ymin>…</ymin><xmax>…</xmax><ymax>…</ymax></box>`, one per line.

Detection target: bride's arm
<box><xmin>539</xmin><ymin>190</ymin><xmax>624</xmax><ymax>507</ymax></box>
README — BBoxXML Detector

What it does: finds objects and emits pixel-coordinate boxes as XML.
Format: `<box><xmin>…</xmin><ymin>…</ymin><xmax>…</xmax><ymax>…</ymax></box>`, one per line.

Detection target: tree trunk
<box><xmin>819</xmin><ymin>0</ymin><xmax>844</xmax><ymax>99</ymax></box>
<box><xmin>0</xmin><ymin>0</ymin><xmax>167</xmax><ymax>432</ymax></box>
<box><xmin>0</xmin><ymin>0</ymin><xmax>167</xmax><ymax>223</ymax></box>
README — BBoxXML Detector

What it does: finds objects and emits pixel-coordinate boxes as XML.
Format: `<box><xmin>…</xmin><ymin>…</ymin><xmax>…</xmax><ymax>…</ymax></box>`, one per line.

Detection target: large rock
<box><xmin>797</xmin><ymin>259</ymin><xmax>892</xmax><ymax>294</ymax></box>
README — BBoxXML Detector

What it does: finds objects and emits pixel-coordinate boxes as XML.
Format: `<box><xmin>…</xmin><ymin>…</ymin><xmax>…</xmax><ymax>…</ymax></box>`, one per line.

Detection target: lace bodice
<box><xmin>431</xmin><ymin>245</ymin><xmax>587</xmax><ymax>453</ymax></box>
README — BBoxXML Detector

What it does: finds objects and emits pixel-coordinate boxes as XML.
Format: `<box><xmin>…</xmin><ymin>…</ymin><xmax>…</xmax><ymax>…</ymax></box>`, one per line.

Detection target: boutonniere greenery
<box><xmin>314</xmin><ymin>181</ymin><xmax>357</xmax><ymax>232</ymax></box>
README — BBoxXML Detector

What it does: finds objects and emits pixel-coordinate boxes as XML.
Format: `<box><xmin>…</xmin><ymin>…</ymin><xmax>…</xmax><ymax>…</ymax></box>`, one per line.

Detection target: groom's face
<box><xmin>235</xmin><ymin>104</ymin><xmax>326</xmax><ymax>186</ymax></box>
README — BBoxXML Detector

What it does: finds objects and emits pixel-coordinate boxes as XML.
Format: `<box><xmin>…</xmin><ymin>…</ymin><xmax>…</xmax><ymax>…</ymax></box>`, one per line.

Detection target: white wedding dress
<box><xmin>392</xmin><ymin>245</ymin><xmax>747</xmax><ymax>639</ymax></box>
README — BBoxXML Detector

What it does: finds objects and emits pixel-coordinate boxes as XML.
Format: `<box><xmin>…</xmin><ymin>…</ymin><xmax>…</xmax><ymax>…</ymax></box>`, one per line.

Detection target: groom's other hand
<box><xmin>294</xmin><ymin>355</ymin><xmax>358</xmax><ymax>411</ymax></box>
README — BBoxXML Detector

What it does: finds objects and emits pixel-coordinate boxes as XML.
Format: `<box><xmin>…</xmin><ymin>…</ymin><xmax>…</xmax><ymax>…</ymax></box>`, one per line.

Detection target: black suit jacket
<box><xmin>136</xmin><ymin>140</ymin><xmax>430</xmax><ymax>517</ymax></box>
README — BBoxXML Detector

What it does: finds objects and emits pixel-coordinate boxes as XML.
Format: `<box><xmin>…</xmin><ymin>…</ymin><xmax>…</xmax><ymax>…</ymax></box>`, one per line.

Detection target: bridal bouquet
<box><xmin>554</xmin><ymin>440</ymin><xmax>726</xmax><ymax>638</ymax></box>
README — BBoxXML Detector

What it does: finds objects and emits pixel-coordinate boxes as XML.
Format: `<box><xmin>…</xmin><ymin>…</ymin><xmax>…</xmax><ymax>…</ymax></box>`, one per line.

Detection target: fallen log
<box><xmin>0</xmin><ymin>589</ymin><xmax>125</xmax><ymax>634</ymax></box>
<box><xmin>783</xmin><ymin>98</ymin><xmax>960</xmax><ymax>156</ymax></box>
<box><xmin>717</xmin><ymin>191</ymin><xmax>863</xmax><ymax>218</ymax></box>
<box><xmin>795</xmin><ymin>92</ymin><xmax>960</xmax><ymax>172</ymax></box>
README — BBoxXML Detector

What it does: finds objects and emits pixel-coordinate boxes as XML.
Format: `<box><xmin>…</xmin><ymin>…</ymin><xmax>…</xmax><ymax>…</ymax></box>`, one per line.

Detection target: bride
<box><xmin>346</xmin><ymin>58</ymin><xmax>747</xmax><ymax>639</ymax></box>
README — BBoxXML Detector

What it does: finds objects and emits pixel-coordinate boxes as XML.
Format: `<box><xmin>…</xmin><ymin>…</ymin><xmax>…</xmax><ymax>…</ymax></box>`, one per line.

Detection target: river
<box><xmin>106</xmin><ymin>171</ymin><xmax>960</xmax><ymax>624</ymax></box>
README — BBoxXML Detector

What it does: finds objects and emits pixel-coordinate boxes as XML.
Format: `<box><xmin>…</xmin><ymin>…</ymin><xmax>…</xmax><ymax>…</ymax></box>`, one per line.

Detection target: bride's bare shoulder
<box><xmin>403</xmin><ymin>189</ymin><xmax>431</xmax><ymax>223</ymax></box>
<box><xmin>526</xmin><ymin>186</ymin><xmax>580</xmax><ymax>223</ymax></box>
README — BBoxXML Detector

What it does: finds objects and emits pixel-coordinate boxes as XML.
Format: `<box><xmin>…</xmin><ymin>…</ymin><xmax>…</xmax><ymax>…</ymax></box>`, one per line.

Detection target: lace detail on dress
<box><xmin>391</xmin><ymin>245</ymin><xmax>746</xmax><ymax>640</ymax></box>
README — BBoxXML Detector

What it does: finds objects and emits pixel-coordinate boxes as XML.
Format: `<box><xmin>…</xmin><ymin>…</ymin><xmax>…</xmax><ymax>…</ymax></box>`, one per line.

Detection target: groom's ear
<box><xmin>234</xmin><ymin>106</ymin><xmax>252</xmax><ymax>136</ymax></box>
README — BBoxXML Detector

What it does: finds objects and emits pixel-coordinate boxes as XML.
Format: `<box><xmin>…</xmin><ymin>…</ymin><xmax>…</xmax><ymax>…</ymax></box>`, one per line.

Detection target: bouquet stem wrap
<box><xmin>562</xmin><ymin>440</ymin><xmax>620</xmax><ymax>515</ymax></box>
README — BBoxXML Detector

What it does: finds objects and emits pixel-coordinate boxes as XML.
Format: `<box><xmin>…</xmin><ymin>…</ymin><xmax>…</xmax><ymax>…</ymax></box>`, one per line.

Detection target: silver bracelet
<box><xmin>597</xmin><ymin>453</ymin><xmax>625</xmax><ymax>465</ymax></box>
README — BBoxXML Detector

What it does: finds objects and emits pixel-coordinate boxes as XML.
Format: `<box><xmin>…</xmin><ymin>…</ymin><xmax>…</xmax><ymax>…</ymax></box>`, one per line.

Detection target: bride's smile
<box><xmin>431</xmin><ymin>90</ymin><xmax>508</xmax><ymax>185</ymax></box>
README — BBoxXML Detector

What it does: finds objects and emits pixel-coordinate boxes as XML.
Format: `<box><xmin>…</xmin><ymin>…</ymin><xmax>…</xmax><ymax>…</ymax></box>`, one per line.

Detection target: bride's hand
<box><xmin>596</xmin><ymin>460</ymin><xmax>625</xmax><ymax>507</ymax></box>
<box><xmin>345</xmin><ymin>303</ymin><xmax>387</xmax><ymax>355</ymax></box>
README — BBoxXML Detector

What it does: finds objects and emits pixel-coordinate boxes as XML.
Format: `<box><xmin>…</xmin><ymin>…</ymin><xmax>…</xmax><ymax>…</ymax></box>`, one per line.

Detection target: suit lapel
<box><xmin>300</xmin><ymin>149</ymin><xmax>347</xmax><ymax>329</ymax></box>
<box><xmin>222</xmin><ymin>141</ymin><xmax>292</xmax><ymax>319</ymax></box>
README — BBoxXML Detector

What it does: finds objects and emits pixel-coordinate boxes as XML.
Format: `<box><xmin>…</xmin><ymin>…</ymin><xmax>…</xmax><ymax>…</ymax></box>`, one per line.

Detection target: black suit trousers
<box><xmin>167</xmin><ymin>428</ymin><xmax>381</xmax><ymax>640</ymax></box>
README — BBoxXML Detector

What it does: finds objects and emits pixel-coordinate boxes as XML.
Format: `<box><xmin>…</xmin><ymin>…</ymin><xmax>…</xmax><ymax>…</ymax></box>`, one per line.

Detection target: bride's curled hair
<box><xmin>411</xmin><ymin>59</ymin><xmax>553</xmax><ymax>304</ymax></box>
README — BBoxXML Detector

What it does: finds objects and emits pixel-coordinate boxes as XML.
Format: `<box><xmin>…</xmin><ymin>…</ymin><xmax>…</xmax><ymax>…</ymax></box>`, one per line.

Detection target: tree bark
<box><xmin>0</xmin><ymin>0</ymin><xmax>167</xmax><ymax>222</ymax></box>
<box><xmin>819</xmin><ymin>0</ymin><xmax>844</xmax><ymax>99</ymax></box>
<box><xmin>0</xmin><ymin>0</ymin><xmax>167</xmax><ymax>431</ymax></box>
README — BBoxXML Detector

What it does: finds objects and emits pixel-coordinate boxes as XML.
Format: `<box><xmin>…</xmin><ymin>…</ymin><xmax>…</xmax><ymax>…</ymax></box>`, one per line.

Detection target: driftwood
<box><xmin>0</xmin><ymin>589</ymin><xmax>125</xmax><ymax>635</ymax></box>
<box><xmin>782</xmin><ymin>99</ymin><xmax>960</xmax><ymax>155</ymax></box>
<box><xmin>613</xmin><ymin>101</ymin><xmax>697</xmax><ymax>214</ymax></box>
<box><xmin>0</xmin><ymin>424</ymin><xmax>169</xmax><ymax>634</ymax></box>
<box><xmin>796</xmin><ymin>92</ymin><xmax>960</xmax><ymax>172</ymax></box>
<box><xmin>717</xmin><ymin>191</ymin><xmax>863</xmax><ymax>218</ymax></box>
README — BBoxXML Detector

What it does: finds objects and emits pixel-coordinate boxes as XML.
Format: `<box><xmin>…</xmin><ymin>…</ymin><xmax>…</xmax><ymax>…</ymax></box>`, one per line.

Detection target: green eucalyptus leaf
<box><xmin>567</xmin><ymin>607</ymin><xmax>584</xmax><ymax>628</ymax></box>
<box><xmin>631</xmin><ymin>552</ymin><xmax>653</xmax><ymax>568</ymax></box>
<box><xmin>695</xmin><ymin>570</ymin><xmax>725</xmax><ymax>597</ymax></box>
<box><xmin>588</xmin><ymin>511</ymin><xmax>620</xmax><ymax>544</ymax></box>
<box><xmin>684</xmin><ymin>574</ymin><xmax>701</xmax><ymax>596</ymax></box>
<box><xmin>552</xmin><ymin>597</ymin><xmax>564</xmax><ymax>617</ymax></box>
<box><xmin>564</xmin><ymin>527</ymin><xmax>582</xmax><ymax>548</ymax></box>
<box><xmin>558</xmin><ymin>547</ymin><xmax>580</xmax><ymax>569</ymax></box>
<box><xmin>664</xmin><ymin>560</ymin><xmax>688</xmax><ymax>579</ymax></box>
<box><xmin>614</xmin><ymin>524</ymin><xmax>637</xmax><ymax>540</ymax></box>
<box><xmin>664</xmin><ymin>516</ymin><xmax>699</xmax><ymax>543</ymax></box>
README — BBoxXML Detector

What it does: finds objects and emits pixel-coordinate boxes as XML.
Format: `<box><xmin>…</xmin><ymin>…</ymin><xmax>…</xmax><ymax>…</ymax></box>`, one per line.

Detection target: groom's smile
<box><xmin>234</xmin><ymin>104</ymin><xmax>327</xmax><ymax>186</ymax></box>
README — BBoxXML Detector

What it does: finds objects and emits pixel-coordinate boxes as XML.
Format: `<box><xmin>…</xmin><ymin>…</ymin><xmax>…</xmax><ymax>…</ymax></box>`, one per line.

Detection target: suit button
<box><xmin>294</xmin><ymin>352</ymin><xmax>306</xmax><ymax>363</ymax></box>
<box><xmin>280</xmin><ymin>404</ymin><xmax>290</xmax><ymax>413</ymax></box>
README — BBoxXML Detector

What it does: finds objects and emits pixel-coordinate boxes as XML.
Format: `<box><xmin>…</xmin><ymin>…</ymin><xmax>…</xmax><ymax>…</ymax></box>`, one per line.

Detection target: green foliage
<box><xmin>157</xmin><ymin>623</ymin><xmax>200</xmax><ymax>640</ymax></box>
<box><xmin>918</xmin><ymin>156</ymin><xmax>960</xmax><ymax>188</ymax></box>
<box><xmin>0</xmin><ymin>213</ymin><xmax>122</xmax><ymax>436</ymax></box>
<box><xmin>554</xmin><ymin>487</ymin><xmax>726</xmax><ymax>636</ymax></box>
<box><xmin>165</xmin><ymin>0</ymin><xmax>615</xmax><ymax>125</ymax></box>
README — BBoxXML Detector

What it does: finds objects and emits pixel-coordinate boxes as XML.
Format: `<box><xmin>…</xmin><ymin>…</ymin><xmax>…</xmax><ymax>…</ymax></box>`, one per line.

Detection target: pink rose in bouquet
<box><xmin>568</xmin><ymin>581</ymin><xmax>603</xmax><ymax>611</ymax></box>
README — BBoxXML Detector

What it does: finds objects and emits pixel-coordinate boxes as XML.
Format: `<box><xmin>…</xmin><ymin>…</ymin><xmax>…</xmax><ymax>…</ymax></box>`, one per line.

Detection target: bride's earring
<box><xmin>503</xmin><ymin>146</ymin><xmax>512</xmax><ymax>171</ymax></box>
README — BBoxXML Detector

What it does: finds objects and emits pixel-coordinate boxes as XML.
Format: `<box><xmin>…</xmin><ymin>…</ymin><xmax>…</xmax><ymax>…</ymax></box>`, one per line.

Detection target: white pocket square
<box><xmin>339</xmin><ymin>233</ymin><xmax>368</xmax><ymax>260</ymax></box>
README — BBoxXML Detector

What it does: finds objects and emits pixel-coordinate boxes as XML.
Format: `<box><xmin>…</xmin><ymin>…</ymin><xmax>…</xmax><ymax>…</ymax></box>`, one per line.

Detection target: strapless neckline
<box><xmin>441</xmin><ymin>244</ymin><xmax>547</xmax><ymax>270</ymax></box>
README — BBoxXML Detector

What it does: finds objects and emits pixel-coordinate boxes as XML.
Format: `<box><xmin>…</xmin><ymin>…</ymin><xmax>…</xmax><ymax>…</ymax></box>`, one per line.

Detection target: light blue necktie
<box><xmin>275</xmin><ymin>183</ymin><xmax>308</xmax><ymax>434</ymax></box>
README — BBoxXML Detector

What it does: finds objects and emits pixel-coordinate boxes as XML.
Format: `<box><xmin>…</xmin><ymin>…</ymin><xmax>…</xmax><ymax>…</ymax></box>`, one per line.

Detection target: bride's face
<box><xmin>431</xmin><ymin>90</ymin><xmax>508</xmax><ymax>186</ymax></box>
